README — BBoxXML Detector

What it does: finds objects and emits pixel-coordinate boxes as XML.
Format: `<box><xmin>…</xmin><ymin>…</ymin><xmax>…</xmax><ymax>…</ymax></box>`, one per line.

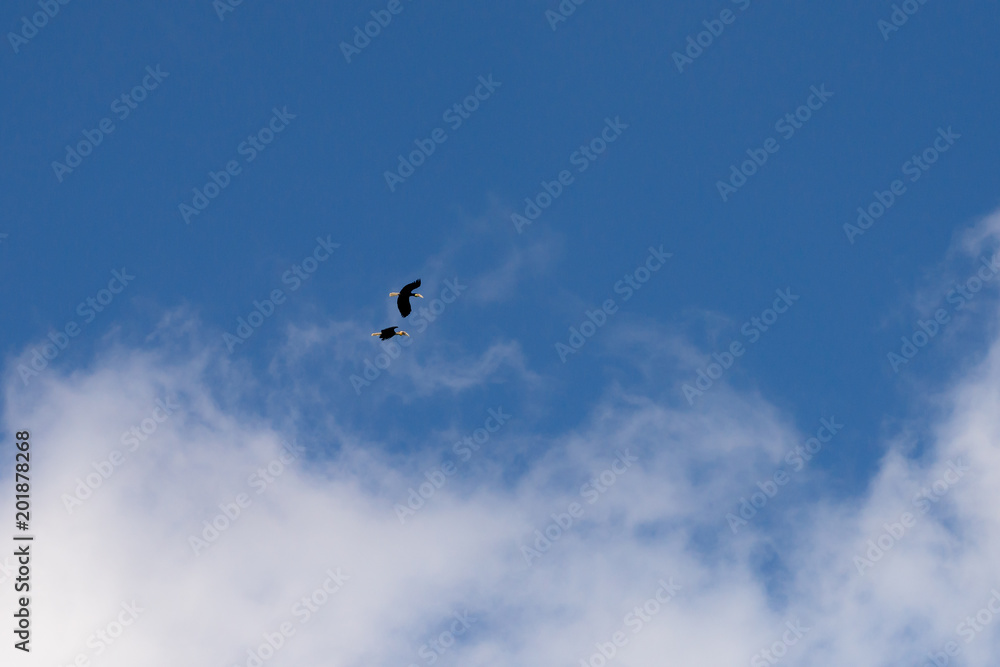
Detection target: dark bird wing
<box><xmin>401</xmin><ymin>279</ymin><xmax>421</xmax><ymax>296</ymax></box>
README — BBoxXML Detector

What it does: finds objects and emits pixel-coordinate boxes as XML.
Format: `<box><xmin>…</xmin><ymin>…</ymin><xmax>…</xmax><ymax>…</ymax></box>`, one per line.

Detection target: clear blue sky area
<box><xmin>3</xmin><ymin>0</ymin><xmax>999</xmax><ymax>488</ymax></box>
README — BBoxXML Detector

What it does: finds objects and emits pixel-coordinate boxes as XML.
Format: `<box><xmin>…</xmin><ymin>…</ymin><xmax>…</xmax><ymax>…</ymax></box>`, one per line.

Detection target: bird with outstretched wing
<box><xmin>390</xmin><ymin>279</ymin><xmax>423</xmax><ymax>317</ymax></box>
<box><xmin>371</xmin><ymin>326</ymin><xmax>409</xmax><ymax>340</ymax></box>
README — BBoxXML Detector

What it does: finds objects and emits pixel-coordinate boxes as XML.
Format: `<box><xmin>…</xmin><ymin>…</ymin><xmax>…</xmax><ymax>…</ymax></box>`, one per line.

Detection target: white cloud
<box><xmin>5</xmin><ymin>212</ymin><xmax>1000</xmax><ymax>666</ymax></box>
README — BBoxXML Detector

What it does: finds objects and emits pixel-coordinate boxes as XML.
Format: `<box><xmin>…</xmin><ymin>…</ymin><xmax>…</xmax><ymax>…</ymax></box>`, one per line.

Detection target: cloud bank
<box><xmin>4</xmin><ymin>217</ymin><xmax>1000</xmax><ymax>667</ymax></box>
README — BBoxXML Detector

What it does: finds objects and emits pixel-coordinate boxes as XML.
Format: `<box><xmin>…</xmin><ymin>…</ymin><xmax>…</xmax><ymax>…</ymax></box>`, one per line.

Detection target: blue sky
<box><xmin>3</xmin><ymin>1</ymin><xmax>1000</xmax><ymax>665</ymax></box>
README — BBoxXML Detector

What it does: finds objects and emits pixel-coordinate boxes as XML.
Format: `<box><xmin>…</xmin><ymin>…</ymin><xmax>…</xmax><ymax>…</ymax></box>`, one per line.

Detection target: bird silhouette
<box><xmin>390</xmin><ymin>279</ymin><xmax>423</xmax><ymax>317</ymax></box>
<box><xmin>371</xmin><ymin>326</ymin><xmax>409</xmax><ymax>340</ymax></box>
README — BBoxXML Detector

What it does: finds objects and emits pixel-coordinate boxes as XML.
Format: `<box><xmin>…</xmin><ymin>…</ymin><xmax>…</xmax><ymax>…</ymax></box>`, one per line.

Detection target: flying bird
<box><xmin>371</xmin><ymin>326</ymin><xmax>409</xmax><ymax>340</ymax></box>
<box><xmin>390</xmin><ymin>279</ymin><xmax>423</xmax><ymax>317</ymax></box>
